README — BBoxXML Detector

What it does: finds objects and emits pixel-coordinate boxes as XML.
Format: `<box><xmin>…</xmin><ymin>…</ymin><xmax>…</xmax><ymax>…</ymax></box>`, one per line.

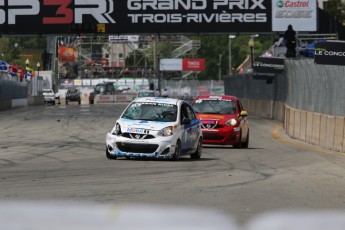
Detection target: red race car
<box><xmin>191</xmin><ymin>95</ymin><xmax>249</xmax><ymax>148</ymax></box>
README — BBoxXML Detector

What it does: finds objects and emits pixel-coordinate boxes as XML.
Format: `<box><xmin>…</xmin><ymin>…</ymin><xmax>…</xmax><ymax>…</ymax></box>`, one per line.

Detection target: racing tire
<box><xmin>172</xmin><ymin>140</ymin><xmax>181</xmax><ymax>161</ymax></box>
<box><xmin>233</xmin><ymin>131</ymin><xmax>242</xmax><ymax>149</ymax></box>
<box><xmin>106</xmin><ymin>147</ymin><xmax>117</xmax><ymax>160</ymax></box>
<box><xmin>190</xmin><ymin>138</ymin><xmax>202</xmax><ymax>160</ymax></box>
<box><xmin>242</xmin><ymin>130</ymin><xmax>249</xmax><ymax>148</ymax></box>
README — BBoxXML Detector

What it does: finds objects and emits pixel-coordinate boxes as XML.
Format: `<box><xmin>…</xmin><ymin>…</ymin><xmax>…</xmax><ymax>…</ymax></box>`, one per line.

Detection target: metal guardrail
<box><xmin>297</xmin><ymin>33</ymin><xmax>338</xmax><ymax>41</ymax></box>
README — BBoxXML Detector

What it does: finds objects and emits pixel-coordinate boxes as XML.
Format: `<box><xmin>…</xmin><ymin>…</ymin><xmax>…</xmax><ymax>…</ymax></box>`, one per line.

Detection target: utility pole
<box><xmin>218</xmin><ymin>54</ymin><xmax>222</xmax><ymax>82</ymax></box>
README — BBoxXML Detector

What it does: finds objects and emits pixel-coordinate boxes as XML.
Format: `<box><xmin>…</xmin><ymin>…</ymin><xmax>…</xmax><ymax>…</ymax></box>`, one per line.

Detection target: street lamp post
<box><xmin>248</xmin><ymin>38</ymin><xmax>254</xmax><ymax>69</ymax></box>
<box><xmin>218</xmin><ymin>54</ymin><xmax>222</xmax><ymax>82</ymax></box>
<box><xmin>228</xmin><ymin>35</ymin><xmax>236</xmax><ymax>76</ymax></box>
<box><xmin>36</xmin><ymin>62</ymin><xmax>40</xmax><ymax>77</ymax></box>
<box><xmin>248</xmin><ymin>34</ymin><xmax>259</xmax><ymax>70</ymax></box>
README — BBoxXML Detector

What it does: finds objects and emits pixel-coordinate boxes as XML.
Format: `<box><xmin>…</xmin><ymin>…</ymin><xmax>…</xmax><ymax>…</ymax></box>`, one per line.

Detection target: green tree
<box><xmin>324</xmin><ymin>0</ymin><xmax>345</xmax><ymax>24</ymax></box>
<box><xmin>0</xmin><ymin>36</ymin><xmax>47</xmax><ymax>65</ymax></box>
<box><xmin>195</xmin><ymin>34</ymin><xmax>275</xmax><ymax>80</ymax></box>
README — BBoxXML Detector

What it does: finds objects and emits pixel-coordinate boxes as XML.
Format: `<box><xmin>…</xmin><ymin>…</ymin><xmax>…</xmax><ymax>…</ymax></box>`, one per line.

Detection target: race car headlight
<box><xmin>225</xmin><ymin>118</ymin><xmax>238</xmax><ymax>126</ymax></box>
<box><xmin>158</xmin><ymin>126</ymin><xmax>174</xmax><ymax>136</ymax></box>
<box><xmin>112</xmin><ymin>123</ymin><xmax>121</xmax><ymax>135</ymax></box>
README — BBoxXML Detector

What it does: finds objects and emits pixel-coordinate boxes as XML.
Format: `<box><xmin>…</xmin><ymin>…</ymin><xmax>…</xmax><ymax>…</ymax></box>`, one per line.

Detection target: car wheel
<box><xmin>233</xmin><ymin>131</ymin><xmax>242</xmax><ymax>149</ymax></box>
<box><xmin>172</xmin><ymin>140</ymin><xmax>181</xmax><ymax>161</ymax></box>
<box><xmin>90</xmin><ymin>100</ymin><xmax>94</xmax><ymax>104</ymax></box>
<box><xmin>106</xmin><ymin>147</ymin><xmax>117</xmax><ymax>160</ymax></box>
<box><xmin>190</xmin><ymin>138</ymin><xmax>202</xmax><ymax>159</ymax></box>
<box><xmin>242</xmin><ymin>130</ymin><xmax>249</xmax><ymax>148</ymax></box>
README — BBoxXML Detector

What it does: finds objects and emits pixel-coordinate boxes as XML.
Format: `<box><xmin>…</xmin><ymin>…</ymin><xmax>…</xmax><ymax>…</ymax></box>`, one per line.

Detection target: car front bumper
<box><xmin>201</xmin><ymin>127</ymin><xmax>240</xmax><ymax>145</ymax></box>
<box><xmin>44</xmin><ymin>97</ymin><xmax>55</xmax><ymax>102</ymax></box>
<box><xmin>106</xmin><ymin>133</ymin><xmax>177</xmax><ymax>159</ymax></box>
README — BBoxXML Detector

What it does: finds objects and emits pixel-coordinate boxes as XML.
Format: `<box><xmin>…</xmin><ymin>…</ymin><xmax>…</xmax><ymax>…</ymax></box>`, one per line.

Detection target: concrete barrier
<box><xmin>285</xmin><ymin>105</ymin><xmax>345</xmax><ymax>153</ymax></box>
<box><xmin>95</xmin><ymin>94</ymin><xmax>137</xmax><ymax>104</ymax></box>
<box><xmin>28</xmin><ymin>96</ymin><xmax>44</xmax><ymax>106</ymax></box>
<box><xmin>0</xmin><ymin>99</ymin><xmax>12</xmax><ymax>111</ymax></box>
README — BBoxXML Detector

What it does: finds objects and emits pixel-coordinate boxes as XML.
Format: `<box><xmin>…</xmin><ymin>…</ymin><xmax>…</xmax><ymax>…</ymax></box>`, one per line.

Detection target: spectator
<box><xmin>274</xmin><ymin>34</ymin><xmax>285</xmax><ymax>47</ymax></box>
<box><xmin>162</xmin><ymin>88</ymin><xmax>169</xmax><ymax>98</ymax></box>
<box><xmin>284</xmin><ymin>24</ymin><xmax>296</xmax><ymax>58</ymax></box>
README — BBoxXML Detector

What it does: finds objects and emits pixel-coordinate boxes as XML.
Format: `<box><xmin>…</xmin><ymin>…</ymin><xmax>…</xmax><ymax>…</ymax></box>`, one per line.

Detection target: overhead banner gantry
<box><xmin>0</xmin><ymin>0</ymin><xmax>317</xmax><ymax>35</ymax></box>
<box><xmin>0</xmin><ymin>0</ymin><xmax>272</xmax><ymax>34</ymax></box>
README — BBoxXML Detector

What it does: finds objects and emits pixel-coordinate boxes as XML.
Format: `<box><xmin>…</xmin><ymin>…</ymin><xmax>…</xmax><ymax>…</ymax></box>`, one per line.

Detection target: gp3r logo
<box><xmin>0</xmin><ymin>0</ymin><xmax>115</xmax><ymax>25</ymax></box>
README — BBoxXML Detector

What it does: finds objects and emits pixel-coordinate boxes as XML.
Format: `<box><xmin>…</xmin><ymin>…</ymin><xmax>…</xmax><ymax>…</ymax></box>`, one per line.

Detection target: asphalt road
<box><xmin>0</xmin><ymin>103</ymin><xmax>345</xmax><ymax>224</ymax></box>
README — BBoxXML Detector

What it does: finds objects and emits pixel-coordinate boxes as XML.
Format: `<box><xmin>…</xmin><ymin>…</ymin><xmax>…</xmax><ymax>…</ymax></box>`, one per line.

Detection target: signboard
<box><xmin>109</xmin><ymin>35</ymin><xmax>139</xmax><ymax>42</ymax></box>
<box><xmin>0</xmin><ymin>60</ymin><xmax>9</xmax><ymax>72</ymax></box>
<box><xmin>272</xmin><ymin>0</ymin><xmax>317</xmax><ymax>32</ymax></box>
<box><xmin>314</xmin><ymin>41</ymin><xmax>345</xmax><ymax>66</ymax></box>
<box><xmin>182</xmin><ymin>59</ymin><xmax>205</xmax><ymax>71</ymax></box>
<box><xmin>160</xmin><ymin>58</ymin><xmax>205</xmax><ymax>71</ymax></box>
<box><xmin>0</xmin><ymin>0</ymin><xmax>271</xmax><ymax>34</ymax></box>
<box><xmin>160</xmin><ymin>59</ymin><xmax>182</xmax><ymax>71</ymax></box>
<box><xmin>253</xmin><ymin>57</ymin><xmax>285</xmax><ymax>73</ymax></box>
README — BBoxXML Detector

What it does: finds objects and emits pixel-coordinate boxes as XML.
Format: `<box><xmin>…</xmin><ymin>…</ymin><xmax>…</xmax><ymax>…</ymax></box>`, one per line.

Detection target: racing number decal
<box><xmin>43</xmin><ymin>0</ymin><xmax>73</xmax><ymax>24</ymax></box>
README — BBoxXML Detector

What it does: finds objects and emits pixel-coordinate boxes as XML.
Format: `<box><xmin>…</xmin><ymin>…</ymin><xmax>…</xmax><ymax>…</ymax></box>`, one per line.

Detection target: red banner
<box><xmin>182</xmin><ymin>59</ymin><xmax>205</xmax><ymax>71</ymax></box>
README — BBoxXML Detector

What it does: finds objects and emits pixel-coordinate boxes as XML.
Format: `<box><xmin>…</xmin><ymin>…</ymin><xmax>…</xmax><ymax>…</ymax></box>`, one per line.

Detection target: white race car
<box><xmin>106</xmin><ymin>97</ymin><xmax>203</xmax><ymax>160</ymax></box>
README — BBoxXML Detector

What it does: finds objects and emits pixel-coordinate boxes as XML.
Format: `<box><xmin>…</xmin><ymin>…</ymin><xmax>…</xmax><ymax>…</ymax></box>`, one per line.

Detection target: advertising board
<box><xmin>0</xmin><ymin>0</ymin><xmax>272</xmax><ymax>34</ymax></box>
<box><xmin>253</xmin><ymin>57</ymin><xmax>285</xmax><ymax>73</ymax></box>
<box><xmin>272</xmin><ymin>0</ymin><xmax>317</xmax><ymax>32</ymax></box>
<box><xmin>314</xmin><ymin>41</ymin><xmax>345</xmax><ymax>66</ymax></box>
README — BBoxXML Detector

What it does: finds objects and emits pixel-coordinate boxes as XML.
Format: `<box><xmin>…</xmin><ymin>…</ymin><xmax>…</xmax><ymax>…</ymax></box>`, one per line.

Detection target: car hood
<box><xmin>196</xmin><ymin>113</ymin><xmax>237</xmax><ymax>123</ymax></box>
<box><xmin>117</xmin><ymin>118</ymin><xmax>176</xmax><ymax>131</ymax></box>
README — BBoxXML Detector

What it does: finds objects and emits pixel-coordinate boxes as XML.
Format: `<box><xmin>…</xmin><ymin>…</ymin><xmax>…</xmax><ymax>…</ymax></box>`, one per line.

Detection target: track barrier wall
<box><xmin>224</xmin><ymin>59</ymin><xmax>345</xmax><ymax>153</ymax></box>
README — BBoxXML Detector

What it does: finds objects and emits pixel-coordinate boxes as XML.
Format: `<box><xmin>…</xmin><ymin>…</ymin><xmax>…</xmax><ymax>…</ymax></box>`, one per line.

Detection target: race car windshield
<box><xmin>122</xmin><ymin>102</ymin><xmax>178</xmax><ymax>122</ymax></box>
<box><xmin>193</xmin><ymin>99</ymin><xmax>236</xmax><ymax>114</ymax></box>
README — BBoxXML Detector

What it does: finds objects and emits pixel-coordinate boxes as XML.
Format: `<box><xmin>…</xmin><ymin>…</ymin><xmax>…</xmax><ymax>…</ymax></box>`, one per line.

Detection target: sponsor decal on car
<box><xmin>126</xmin><ymin>128</ymin><xmax>149</xmax><ymax>134</ymax></box>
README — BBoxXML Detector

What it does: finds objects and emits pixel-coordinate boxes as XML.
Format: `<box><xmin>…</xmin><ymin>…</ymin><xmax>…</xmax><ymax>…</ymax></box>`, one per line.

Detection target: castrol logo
<box><xmin>277</xmin><ymin>0</ymin><xmax>310</xmax><ymax>8</ymax></box>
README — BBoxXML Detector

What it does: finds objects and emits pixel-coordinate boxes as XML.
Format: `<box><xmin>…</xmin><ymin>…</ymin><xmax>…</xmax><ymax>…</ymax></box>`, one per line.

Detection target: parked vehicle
<box><xmin>89</xmin><ymin>83</ymin><xmax>104</xmax><ymax>104</ymax></box>
<box><xmin>136</xmin><ymin>90</ymin><xmax>155</xmax><ymax>98</ymax></box>
<box><xmin>42</xmin><ymin>89</ymin><xmax>55</xmax><ymax>105</ymax></box>
<box><xmin>106</xmin><ymin>97</ymin><xmax>203</xmax><ymax>160</ymax></box>
<box><xmin>191</xmin><ymin>95</ymin><xmax>249</xmax><ymax>148</ymax></box>
<box><xmin>66</xmin><ymin>88</ymin><xmax>81</xmax><ymax>105</ymax></box>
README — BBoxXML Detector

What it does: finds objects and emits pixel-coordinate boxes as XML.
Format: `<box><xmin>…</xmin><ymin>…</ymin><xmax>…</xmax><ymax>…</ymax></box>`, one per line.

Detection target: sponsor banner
<box><xmin>314</xmin><ymin>41</ymin><xmax>345</xmax><ymax>66</ymax></box>
<box><xmin>82</xmin><ymin>79</ymin><xmax>91</xmax><ymax>86</ymax></box>
<box><xmin>109</xmin><ymin>35</ymin><xmax>139</xmax><ymax>42</ymax></box>
<box><xmin>272</xmin><ymin>0</ymin><xmax>317</xmax><ymax>31</ymax></box>
<box><xmin>59</xmin><ymin>79</ymin><xmax>74</xmax><ymax>87</ymax></box>
<box><xmin>74</xmin><ymin>79</ymin><xmax>82</xmax><ymax>86</ymax></box>
<box><xmin>253</xmin><ymin>57</ymin><xmax>285</xmax><ymax>73</ymax></box>
<box><xmin>160</xmin><ymin>59</ymin><xmax>182</xmax><ymax>71</ymax></box>
<box><xmin>0</xmin><ymin>60</ymin><xmax>9</xmax><ymax>72</ymax></box>
<box><xmin>182</xmin><ymin>59</ymin><xmax>205</xmax><ymax>71</ymax></box>
<box><xmin>0</xmin><ymin>0</ymin><xmax>271</xmax><ymax>34</ymax></box>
